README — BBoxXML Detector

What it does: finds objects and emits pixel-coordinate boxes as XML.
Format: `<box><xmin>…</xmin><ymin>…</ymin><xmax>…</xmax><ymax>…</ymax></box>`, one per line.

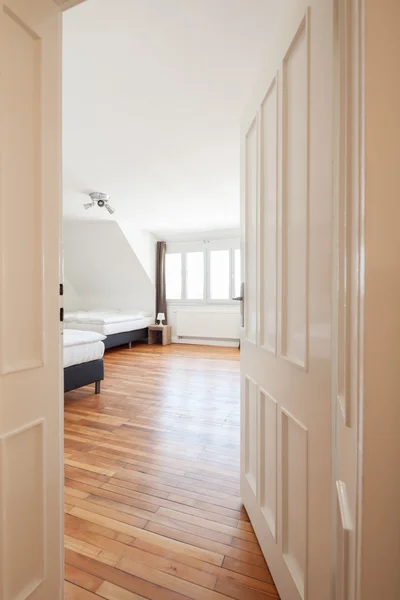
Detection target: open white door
<box><xmin>240</xmin><ymin>2</ymin><xmax>333</xmax><ymax>600</ymax></box>
<box><xmin>0</xmin><ymin>1</ymin><xmax>63</xmax><ymax>598</ymax></box>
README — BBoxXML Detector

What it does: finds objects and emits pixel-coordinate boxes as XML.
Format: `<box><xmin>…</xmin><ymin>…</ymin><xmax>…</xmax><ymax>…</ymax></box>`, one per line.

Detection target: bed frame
<box><xmin>103</xmin><ymin>327</ymin><xmax>148</xmax><ymax>349</ymax></box>
<box><xmin>64</xmin><ymin>359</ymin><xmax>104</xmax><ymax>394</ymax></box>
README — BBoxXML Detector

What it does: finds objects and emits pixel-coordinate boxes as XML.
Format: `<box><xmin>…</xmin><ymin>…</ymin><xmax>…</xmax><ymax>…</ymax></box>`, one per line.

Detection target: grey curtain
<box><xmin>156</xmin><ymin>241</ymin><xmax>167</xmax><ymax>324</ymax></box>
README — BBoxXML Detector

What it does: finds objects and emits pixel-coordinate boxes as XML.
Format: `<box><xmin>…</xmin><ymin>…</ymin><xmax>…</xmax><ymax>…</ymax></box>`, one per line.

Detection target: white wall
<box><xmin>63</xmin><ymin>219</ymin><xmax>155</xmax><ymax>315</ymax></box>
<box><xmin>119</xmin><ymin>222</ymin><xmax>156</xmax><ymax>284</ymax></box>
<box><xmin>155</xmin><ymin>227</ymin><xmax>240</xmax><ymax>243</ymax></box>
<box><xmin>63</xmin><ymin>277</ymin><xmax>82</xmax><ymax>311</ymax></box>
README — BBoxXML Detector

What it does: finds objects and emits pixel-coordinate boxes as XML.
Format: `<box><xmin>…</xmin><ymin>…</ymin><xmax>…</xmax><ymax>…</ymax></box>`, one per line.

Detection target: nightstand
<box><xmin>148</xmin><ymin>324</ymin><xmax>172</xmax><ymax>346</ymax></box>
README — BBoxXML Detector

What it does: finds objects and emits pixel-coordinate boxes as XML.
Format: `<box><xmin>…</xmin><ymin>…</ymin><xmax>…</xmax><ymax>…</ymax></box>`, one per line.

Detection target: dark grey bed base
<box><xmin>104</xmin><ymin>327</ymin><xmax>148</xmax><ymax>349</ymax></box>
<box><xmin>64</xmin><ymin>359</ymin><xmax>104</xmax><ymax>394</ymax></box>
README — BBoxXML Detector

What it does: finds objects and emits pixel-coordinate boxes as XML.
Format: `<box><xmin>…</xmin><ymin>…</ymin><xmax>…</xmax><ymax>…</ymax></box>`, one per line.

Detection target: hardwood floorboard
<box><xmin>64</xmin><ymin>343</ymin><xmax>280</xmax><ymax>599</ymax></box>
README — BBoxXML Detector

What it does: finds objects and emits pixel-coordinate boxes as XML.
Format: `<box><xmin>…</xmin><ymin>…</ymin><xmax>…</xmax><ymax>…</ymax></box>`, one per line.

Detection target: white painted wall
<box><xmin>63</xmin><ymin>219</ymin><xmax>155</xmax><ymax>315</ymax></box>
<box><xmin>63</xmin><ymin>276</ymin><xmax>83</xmax><ymax>311</ymax></box>
<box><xmin>156</xmin><ymin>228</ymin><xmax>240</xmax><ymax>244</ymax></box>
<box><xmin>119</xmin><ymin>222</ymin><xmax>156</xmax><ymax>284</ymax></box>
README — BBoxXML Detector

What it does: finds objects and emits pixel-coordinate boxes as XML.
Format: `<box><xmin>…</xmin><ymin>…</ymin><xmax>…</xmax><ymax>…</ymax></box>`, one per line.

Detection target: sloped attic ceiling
<box><xmin>63</xmin><ymin>0</ymin><xmax>277</xmax><ymax>232</ymax></box>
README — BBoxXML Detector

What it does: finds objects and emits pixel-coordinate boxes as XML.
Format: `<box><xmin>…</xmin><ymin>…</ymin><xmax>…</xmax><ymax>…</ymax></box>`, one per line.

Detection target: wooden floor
<box><xmin>64</xmin><ymin>343</ymin><xmax>279</xmax><ymax>600</ymax></box>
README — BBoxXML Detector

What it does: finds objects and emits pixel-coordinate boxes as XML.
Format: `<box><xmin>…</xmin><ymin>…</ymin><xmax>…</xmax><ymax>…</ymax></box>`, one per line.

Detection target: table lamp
<box><xmin>157</xmin><ymin>312</ymin><xmax>165</xmax><ymax>325</ymax></box>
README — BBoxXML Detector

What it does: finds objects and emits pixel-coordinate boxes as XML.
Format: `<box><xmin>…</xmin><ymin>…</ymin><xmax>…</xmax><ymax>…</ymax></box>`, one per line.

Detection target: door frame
<box><xmin>55</xmin><ymin>0</ymin><xmax>400</xmax><ymax>598</ymax></box>
<box><xmin>332</xmin><ymin>0</ymin><xmax>365</xmax><ymax>598</ymax></box>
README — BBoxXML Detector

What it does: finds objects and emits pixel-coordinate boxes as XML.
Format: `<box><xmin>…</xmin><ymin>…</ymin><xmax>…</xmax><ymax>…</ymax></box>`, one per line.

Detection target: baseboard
<box><xmin>172</xmin><ymin>337</ymin><xmax>239</xmax><ymax>348</ymax></box>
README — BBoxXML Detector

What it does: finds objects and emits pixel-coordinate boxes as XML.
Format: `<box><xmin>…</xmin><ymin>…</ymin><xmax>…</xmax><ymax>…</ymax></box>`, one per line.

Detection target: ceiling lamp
<box><xmin>84</xmin><ymin>192</ymin><xmax>115</xmax><ymax>215</ymax></box>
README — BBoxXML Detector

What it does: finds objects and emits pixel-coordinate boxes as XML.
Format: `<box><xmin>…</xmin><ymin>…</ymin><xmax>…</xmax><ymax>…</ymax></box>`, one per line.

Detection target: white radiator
<box><xmin>176</xmin><ymin>311</ymin><xmax>240</xmax><ymax>340</ymax></box>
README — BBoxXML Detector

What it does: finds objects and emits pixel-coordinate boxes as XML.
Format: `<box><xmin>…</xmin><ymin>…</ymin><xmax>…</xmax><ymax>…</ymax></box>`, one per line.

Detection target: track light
<box><xmin>83</xmin><ymin>192</ymin><xmax>116</xmax><ymax>215</ymax></box>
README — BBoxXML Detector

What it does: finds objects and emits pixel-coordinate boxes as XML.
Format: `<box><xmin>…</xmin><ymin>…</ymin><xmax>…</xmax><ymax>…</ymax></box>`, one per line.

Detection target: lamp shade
<box><xmin>157</xmin><ymin>313</ymin><xmax>165</xmax><ymax>323</ymax></box>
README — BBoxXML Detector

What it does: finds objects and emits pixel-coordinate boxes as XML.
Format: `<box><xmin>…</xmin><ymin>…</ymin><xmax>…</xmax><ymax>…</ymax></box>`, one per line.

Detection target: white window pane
<box><xmin>166</xmin><ymin>253</ymin><xmax>182</xmax><ymax>300</ymax></box>
<box><xmin>234</xmin><ymin>249</ymin><xmax>241</xmax><ymax>298</ymax></box>
<box><xmin>186</xmin><ymin>252</ymin><xmax>204</xmax><ymax>300</ymax></box>
<box><xmin>210</xmin><ymin>250</ymin><xmax>230</xmax><ymax>300</ymax></box>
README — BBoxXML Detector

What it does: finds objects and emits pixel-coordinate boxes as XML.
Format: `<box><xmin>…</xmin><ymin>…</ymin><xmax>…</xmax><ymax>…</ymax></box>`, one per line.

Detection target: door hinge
<box><xmin>60</xmin><ymin>307</ymin><xmax>64</xmax><ymax>322</ymax></box>
<box><xmin>60</xmin><ymin>283</ymin><xmax>64</xmax><ymax>296</ymax></box>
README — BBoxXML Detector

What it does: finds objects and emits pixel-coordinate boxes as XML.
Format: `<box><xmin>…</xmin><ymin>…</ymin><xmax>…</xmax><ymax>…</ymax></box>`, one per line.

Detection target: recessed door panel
<box><xmin>281</xmin><ymin>15</ymin><xmax>309</xmax><ymax>369</ymax></box>
<box><xmin>260</xmin><ymin>77</ymin><xmax>278</xmax><ymax>354</ymax></box>
<box><xmin>0</xmin><ymin>5</ymin><xmax>43</xmax><ymax>375</ymax></box>
<box><xmin>259</xmin><ymin>389</ymin><xmax>277</xmax><ymax>539</ymax></box>
<box><xmin>244</xmin><ymin>376</ymin><xmax>258</xmax><ymax>495</ymax></box>
<box><xmin>245</xmin><ymin>118</ymin><xmax>258</xmax><ymax>345</ymax></box>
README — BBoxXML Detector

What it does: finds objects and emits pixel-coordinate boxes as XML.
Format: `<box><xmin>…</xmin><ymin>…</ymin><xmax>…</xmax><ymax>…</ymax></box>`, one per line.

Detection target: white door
<box><xmin>0</xmin><ymin>1</ymin><xmax>63</xmax><ymax>599</ymax></box>
<box><xmin>240</xmin><ymin>2</ymin><xmax>333</xmax><ymax>600</ymax></box>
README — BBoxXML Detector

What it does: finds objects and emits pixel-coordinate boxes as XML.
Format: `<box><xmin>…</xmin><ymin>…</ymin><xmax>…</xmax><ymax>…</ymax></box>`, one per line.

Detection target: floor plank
<box><xmin>64</xmin><ymin>343</ymin><xmax>280</xmax><ymax>599</ymax></box>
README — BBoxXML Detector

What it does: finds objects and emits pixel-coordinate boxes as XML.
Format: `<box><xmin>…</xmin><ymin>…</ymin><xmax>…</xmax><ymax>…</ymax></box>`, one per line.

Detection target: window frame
<box><xmin>166</xmin><ymin>239</ymin><xmax>241</xmax><ymax>306</ymax></box>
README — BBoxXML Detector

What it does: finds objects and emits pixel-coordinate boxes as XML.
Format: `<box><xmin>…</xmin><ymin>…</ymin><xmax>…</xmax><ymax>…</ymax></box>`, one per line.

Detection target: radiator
<box><xmin>176</xmin><ymin>311</ymin><xmax>240</xmax><ymax>340</ymax></box>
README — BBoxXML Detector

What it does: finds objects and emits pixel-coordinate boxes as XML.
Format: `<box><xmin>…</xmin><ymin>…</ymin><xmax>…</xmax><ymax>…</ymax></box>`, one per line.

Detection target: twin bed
<box><xmin>63</xmin><ymin>310</ymin><xmax>152</xmax><ymax>394</ymax></box>
<box><xmin>64</xmin><ymin>310</ymin><xmax>153</xmax><ymax>348</ymax></box>
<box><xmin>64</xmin><ymin>329</ymin><xmax>105</xmax><ymax>394</ymax></box>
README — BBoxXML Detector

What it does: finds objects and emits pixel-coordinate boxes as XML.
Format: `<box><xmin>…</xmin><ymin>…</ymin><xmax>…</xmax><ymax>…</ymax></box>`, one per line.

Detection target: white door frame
<box><xmin>333</xmin><ymin>1</ymin><xmax>400</xmax><ymax>599</ymax></box>
<box><xmin>341</xmin><ymin>1</ymin><xmax>400</xmax><ymax>599</ymax></box>
<box><xmin>53</xmin><ymin>1</ymin><xmax>400</xmax><ymax>598</ymax></box>
<box><xmin>332</xmin><ymin>0</ymin><xmax>365</xmax><ymax>598</ymax></box>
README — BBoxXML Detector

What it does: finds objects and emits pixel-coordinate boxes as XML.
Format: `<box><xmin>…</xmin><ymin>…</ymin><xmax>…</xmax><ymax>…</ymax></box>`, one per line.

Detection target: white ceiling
<box><xmin>63</xmin><ymin>0</ymin><xmax>276</xmax><ymax>233</ymax></box>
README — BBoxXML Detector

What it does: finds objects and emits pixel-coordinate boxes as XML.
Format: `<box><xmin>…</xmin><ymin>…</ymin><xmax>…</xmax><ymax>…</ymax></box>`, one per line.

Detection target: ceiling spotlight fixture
<box><xmin>83</xmin><ymin>192</ymin><xmax>115</xmax><ymax>214</ymax></box>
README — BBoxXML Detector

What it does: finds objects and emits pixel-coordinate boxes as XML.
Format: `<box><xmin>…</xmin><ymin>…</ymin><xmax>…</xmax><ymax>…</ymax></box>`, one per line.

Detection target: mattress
<box><xmin>64</xmin><ymin>316</ymin><xmax>154</xmax><ymax>336</ymax></box>
<box><xmin>63</xmin><ymin>329</ymin><xmax>106</xmax><ymax>368</ymax></box>
<box><xmin>64</xmin><ymin>310</ymin><xmax>151</xmax><ymax>325</ymax></box>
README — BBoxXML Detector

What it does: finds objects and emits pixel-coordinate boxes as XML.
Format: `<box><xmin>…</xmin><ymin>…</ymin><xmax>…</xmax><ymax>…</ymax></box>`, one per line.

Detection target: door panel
<box><xmin>1</xmin><ymin>4</ymin><xmax>44</xmax><ymax>374</ymax></box>
<box><xmin>240</xmin><ymin>3</ymin><xmax>333</xmax><ymax>600</ymax></box>
<box><xmin>244</xmin><ymin>118</ymin><xmax>258</xmax><ymax>345</ymax></box>
<box><xmin>281</xmin><ymin>14</ymin><xmax>309</xmax><ymax>369</ymax></box>
<box><xmin>260</xmin><ymin>76</ymin><xmax>278</xmax><ymax>354</ymax></box>
<box><xmin>244</xmin><ymin>376</ymin><xmax>258</xmax><ymax>496</ymax></box>
<box><xmin>0</xmin><ymin>1</ymin><xmax>63</xmax><ymax>598</ymax></box>
<box><xmin>281</xmin><ymin>409</ymin><xmax>308</xmax><ymax>599</ymax></box>
<box><xmin>258</xmin><ymin>388</ymin><xmax>277</xmax><ymax>539</ymax></box>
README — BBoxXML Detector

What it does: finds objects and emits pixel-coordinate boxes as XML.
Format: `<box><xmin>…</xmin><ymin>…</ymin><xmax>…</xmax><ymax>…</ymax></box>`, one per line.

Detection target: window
<box><xmin>166</xmin><ymin>240</ymin><xmax>240</xmax><ymax>304</ymax></box>
<box><xmin>166</xmin><ymin>253</ymin><xmax>182</xmax><ymax>300</ymax></box>
<box><xmin>234</xmin><ymin>248</ymin><xmax>241</xmax><ymax>298</ymax></box>
<box><xmin>209</xmin><ymin>250</ymin><xmax>230</xmax><ymax>300</ymax></box>
<box><xmin>186</xmin><ymin>252</ymin><xmax>204</xmax><ymax>300</ymax></box>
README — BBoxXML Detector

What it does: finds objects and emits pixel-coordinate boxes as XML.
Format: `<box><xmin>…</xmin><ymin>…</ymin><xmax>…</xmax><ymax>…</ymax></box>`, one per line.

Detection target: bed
<box><xmin>64</xmin><ymin>310</ymin><xmax>153</xmax><ymax>349</ymax></box>
<box><xmin>64</xmin><ymin>329</ymin><xmax>106</xmax><ymax>394</ymax></box>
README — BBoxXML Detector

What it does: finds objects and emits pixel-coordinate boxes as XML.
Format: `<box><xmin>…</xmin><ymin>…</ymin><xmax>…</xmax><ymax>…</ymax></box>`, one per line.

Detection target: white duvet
<box><xmin>63</xmin><ymin>329</ymin><xmax>106</xmax><ymax>368</ymax></box>
<box><xmin>64</xmin><ymin>310</ymin><xmax>150</xmax><ymax>325</ymax></box>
